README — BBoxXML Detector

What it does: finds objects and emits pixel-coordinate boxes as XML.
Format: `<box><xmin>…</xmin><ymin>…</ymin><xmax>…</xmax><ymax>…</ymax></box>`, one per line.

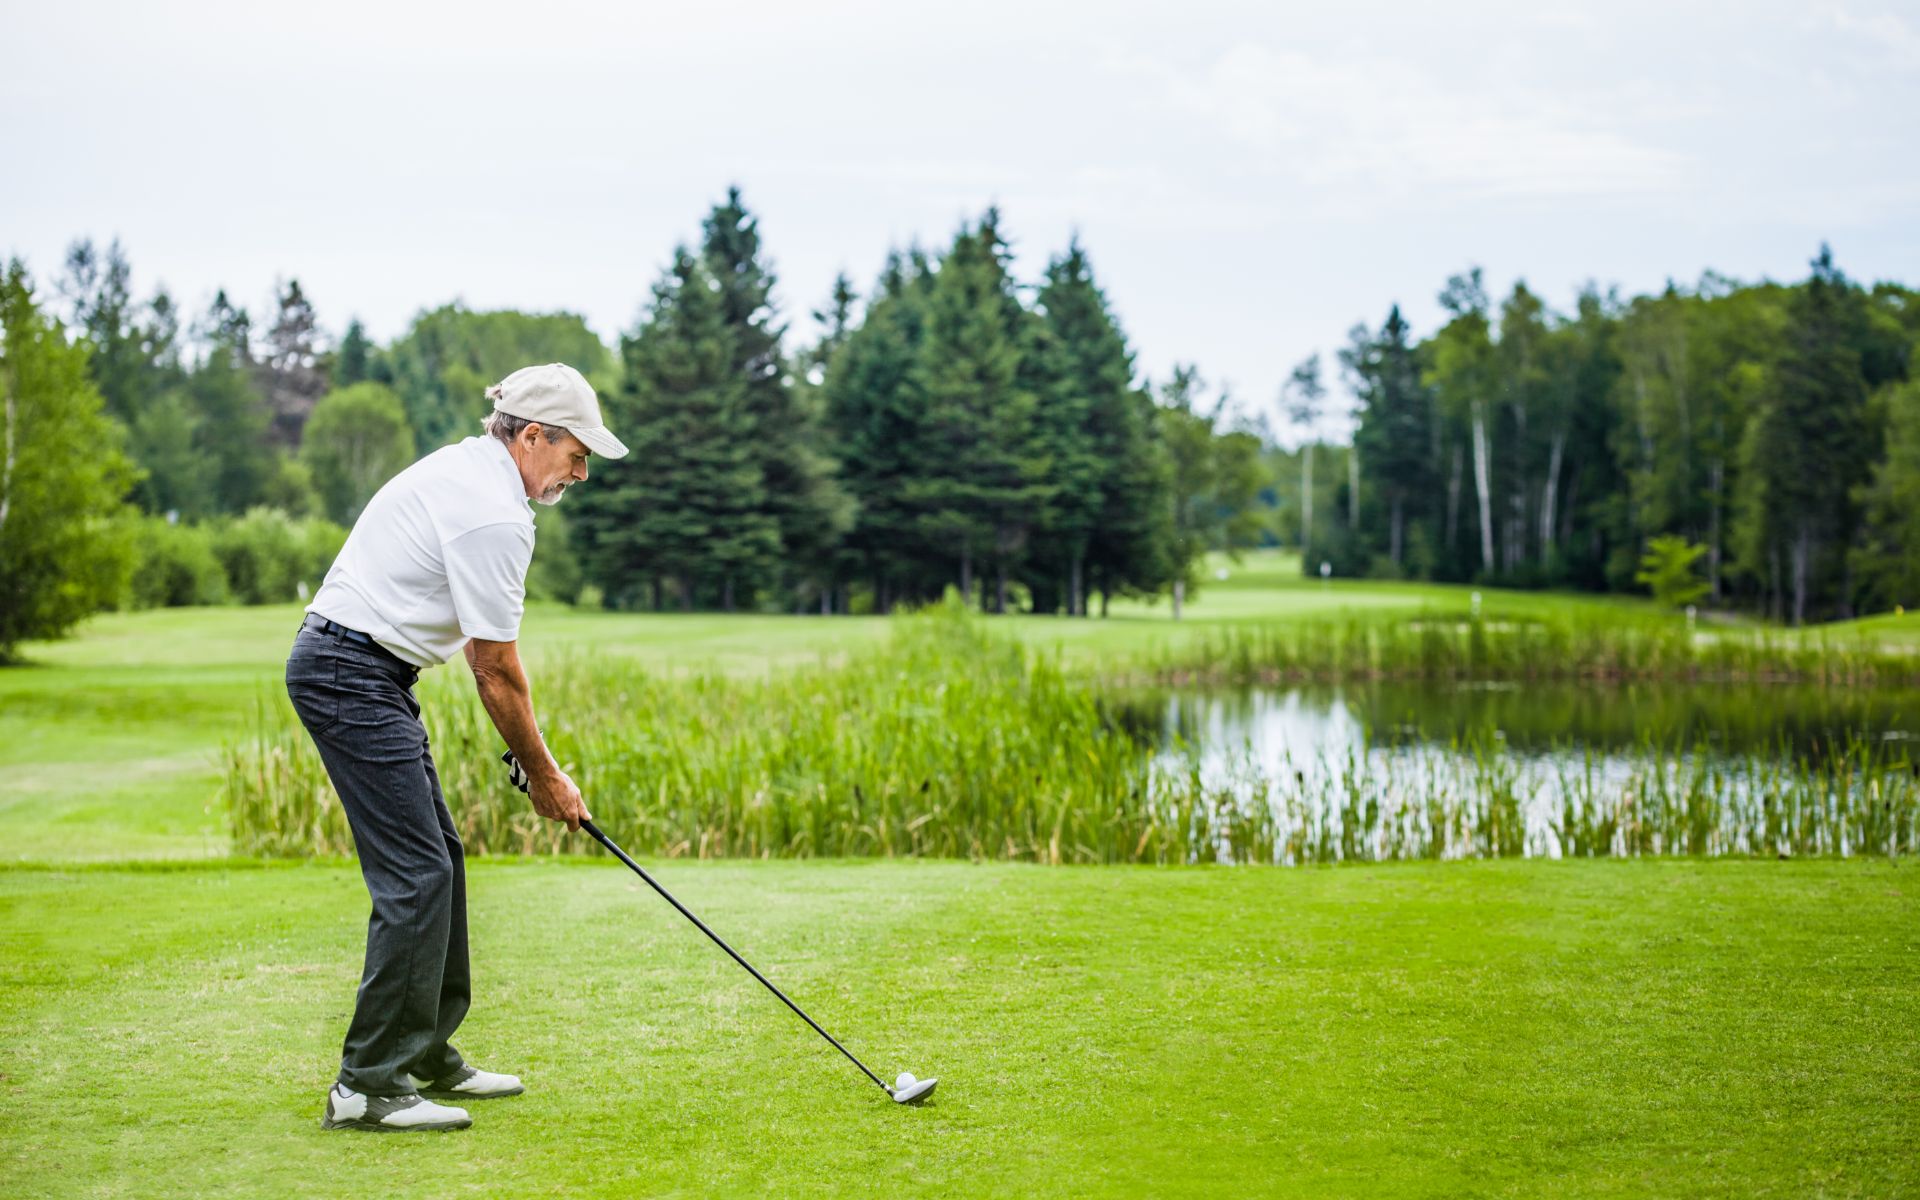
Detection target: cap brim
<box><xmin>572</xmin><ymin>424</ymin><xmax>629</xmax><ymax>459</ymax></box>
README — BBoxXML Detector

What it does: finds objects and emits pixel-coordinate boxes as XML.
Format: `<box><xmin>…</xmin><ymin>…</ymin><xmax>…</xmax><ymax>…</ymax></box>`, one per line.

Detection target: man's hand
<box><xmin>529</xmin><ymin>767</ymin><xmax>590</xmax><ymax>832</ymax></box>
<box><xmin>466</xmin><ymin>636</ymin><xmax>590</xmax><ymax>831</ymax></box>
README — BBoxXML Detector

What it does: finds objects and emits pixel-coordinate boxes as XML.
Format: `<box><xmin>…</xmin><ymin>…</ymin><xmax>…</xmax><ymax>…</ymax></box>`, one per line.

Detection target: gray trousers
<box><xmin>285</xmin><ymin>625</ymin><xmax>470</xmax><ymax>1096</ymax></box>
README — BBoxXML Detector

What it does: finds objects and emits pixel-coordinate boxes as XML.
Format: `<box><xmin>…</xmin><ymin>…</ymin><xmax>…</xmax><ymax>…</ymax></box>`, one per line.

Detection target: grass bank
<box><xmin>3</xmin><ymin>858</ymin><xmax>1914</xmax><ymax>1199</ymax></box>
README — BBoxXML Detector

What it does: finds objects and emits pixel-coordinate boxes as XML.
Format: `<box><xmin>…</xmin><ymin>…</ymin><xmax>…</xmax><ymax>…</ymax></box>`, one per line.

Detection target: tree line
<box><xmin>3</xmin><ymin>189</ymin><xmax>1916</xmax><ymax>657</ymax></box>
<box><xmin>1320</xmin><ymin>253</ymin><xmax>1920</xmax><ymax>623</ymax></box>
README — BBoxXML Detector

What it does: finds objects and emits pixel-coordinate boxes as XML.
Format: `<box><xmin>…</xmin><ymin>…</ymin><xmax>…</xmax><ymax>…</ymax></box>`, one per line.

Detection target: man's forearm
<box><xmin>467</xmin><ymin>650</ymin><xmax>558</xmax><ymax>784</ymax></box>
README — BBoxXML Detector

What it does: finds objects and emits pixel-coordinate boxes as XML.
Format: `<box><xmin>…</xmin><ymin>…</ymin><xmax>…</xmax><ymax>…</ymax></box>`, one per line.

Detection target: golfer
<box><xmin>285</xmin><ymin>363</ymin><xmax>627</xmax><ymax>1132</ymax></box>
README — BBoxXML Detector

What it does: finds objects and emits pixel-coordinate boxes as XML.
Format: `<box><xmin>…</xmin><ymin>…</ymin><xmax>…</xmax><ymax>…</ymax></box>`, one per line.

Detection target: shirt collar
<box><xmin>476</xmin><ymin>436</ymin><xmax>533</xmax><ymax>511</ymax></box>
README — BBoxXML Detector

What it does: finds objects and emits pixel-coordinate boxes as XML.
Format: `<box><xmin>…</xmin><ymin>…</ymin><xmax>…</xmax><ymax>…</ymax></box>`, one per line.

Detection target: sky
<box><xmin>5</xmin><ymin>0</ymin><xmax>1919</xmax><ymax>441</ymax></box>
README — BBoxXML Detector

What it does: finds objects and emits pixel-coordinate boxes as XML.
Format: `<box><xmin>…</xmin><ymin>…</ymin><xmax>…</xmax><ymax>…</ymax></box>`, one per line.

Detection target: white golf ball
<box><xmin>895</xmin><ymin>1072</ymin><xmax>916</xmax><ymax>1090</ymax></box>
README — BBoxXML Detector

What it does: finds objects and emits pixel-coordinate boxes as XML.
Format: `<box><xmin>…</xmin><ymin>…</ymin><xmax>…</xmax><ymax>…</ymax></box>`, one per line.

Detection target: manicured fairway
<box><xmin>2</xmin><ymin>858</ymin><xmax>1915</xmax><ymax>1198</ymax></box>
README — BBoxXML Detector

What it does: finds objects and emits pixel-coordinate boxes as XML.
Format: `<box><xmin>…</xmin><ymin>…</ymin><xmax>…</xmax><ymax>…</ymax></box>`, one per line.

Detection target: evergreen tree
<box><xmin>907</xmin><ymin>213</ymin><xmax>1051</xmax><ymax>612</ymax></box>
<box><xmin>1030</xmin><ymin>238</ymin><xmax>1125</xmax><ymax>615</ymax></box>
<box><xmin>257</xmin><ymin>279</ymin><xmax>327</xmax><ymax>447</ymax></box>
<box><xmin>1346</xmin><ymin>306</ymin><xmax>1435</xmax><ymax>572</ymax></box>
<box><xmin>56</xmin><ymin>238</ymin><xmax>146</xmax><ymax>423</ymax></box>
<box><xmin>822</xmin><ymin>251</ymin><xmax>937</xmax><ymax>610</ymax></box>
<box><xmin>1083</xmin><ymin>382</ymin><xmax>1174</xmax><ymax>615</ymax></box>
<box><xmin>573</xmin><ymin>249</ymin><xmax>778</xmax><ymax>610</ymax></box>
<box><xmin>699</xmin><ymin>186</ymin><xmax>851</xmax><ymax>609</ymax></box>
<box><xmin>1733</xmin><ymin>247</ymin><xmax>1873</xmax><ymax>623</ymax></box>
<box><xmin>334</xmin><ymin>318</ymin><xmax>375</xmax><ymax>388</ymax></box>
<box><xmin>802</xmin><ymin>271</ymin><xmax>858</xmax><ymax>384</ymax></box>
<box><xmin>187</xmin><ymin>291</ymin><xmax>276</xmax><ymax>514</ymax></box>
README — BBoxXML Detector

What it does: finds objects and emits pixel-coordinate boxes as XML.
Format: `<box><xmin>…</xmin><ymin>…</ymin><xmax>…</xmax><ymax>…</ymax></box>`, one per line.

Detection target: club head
<box><xmin>890</xmin><ymin>1076</ymin><xmax>938</xmax><ymax>1104</ymax></box>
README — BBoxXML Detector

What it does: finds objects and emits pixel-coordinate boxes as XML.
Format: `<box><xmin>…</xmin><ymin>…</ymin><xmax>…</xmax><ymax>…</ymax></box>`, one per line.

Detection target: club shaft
<box><xmin>579</xmin><ymin>820</ymin><xmax>892</xmax><ymax>1095</ymax></box>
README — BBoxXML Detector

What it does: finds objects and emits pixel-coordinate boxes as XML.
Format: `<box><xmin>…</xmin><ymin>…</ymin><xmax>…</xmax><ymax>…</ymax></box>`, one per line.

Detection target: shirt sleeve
<box><xmin>443</xmin><ymin>522</ymin><xmax>535</xmax><ymax>643</ymax></box>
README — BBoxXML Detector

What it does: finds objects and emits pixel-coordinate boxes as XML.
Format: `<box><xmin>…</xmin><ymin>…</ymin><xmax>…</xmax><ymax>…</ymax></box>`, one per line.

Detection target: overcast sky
<box><xmin>5</xmin><ymin>0</ymin><xmax>1918</xmax><ymax>440</ymax></box>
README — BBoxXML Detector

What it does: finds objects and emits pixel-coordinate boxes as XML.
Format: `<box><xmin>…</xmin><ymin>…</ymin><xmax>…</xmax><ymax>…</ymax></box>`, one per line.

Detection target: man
<box><xmin>285</xmin><ymin>363</ymin><xmax>627</xmax><ymax>1133</ymax></box>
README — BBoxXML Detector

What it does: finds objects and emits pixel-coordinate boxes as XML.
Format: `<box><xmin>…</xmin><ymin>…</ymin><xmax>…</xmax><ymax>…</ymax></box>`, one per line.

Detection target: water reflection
<box><xmin>1123</xmin><ymin>683</ymin><xmax>1920</xmax><ymax>760</ymax></box>
<box><xmin>1111</xmin><ymin>685</ymin><xmax>1920</xmax><ymax>861</ymax></box>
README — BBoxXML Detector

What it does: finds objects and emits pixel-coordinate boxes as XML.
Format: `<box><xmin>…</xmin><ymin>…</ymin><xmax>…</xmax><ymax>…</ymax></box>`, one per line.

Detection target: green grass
<box><xmin>1</xmin><ymin>859</ymin><xmax>1914</xmax><ymax>1198</ymax></box>
<box><xmin>17</xmin><ymin>549</ymin><xmax>1914</xmax><ymax>864</ymax></box>
<box><xmin>6</xmin><ymin>553</ymin><xmax>1918</xmax><ymax>1195</ymax></box>
<box><xmin>223</xmin><ymin>604</ymin><xmax>1919</xmax><ymax>863</ymax></box>
<box><xmin>0</xmin><ymin>552</ymin><xmax>1627</xmax><ymax>863</ymax></box>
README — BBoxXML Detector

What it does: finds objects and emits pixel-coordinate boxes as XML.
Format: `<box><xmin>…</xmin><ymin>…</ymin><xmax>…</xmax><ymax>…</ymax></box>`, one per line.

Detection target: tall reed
<box><xmin>1133</xmin><ymin>610</ymin><xmax>1920</xmax><ymax>687</ymax></box>
<box><xmin>225</xmin><ymin>603</ymin><xmax>1918</xmax><ymax>862</ymax></box>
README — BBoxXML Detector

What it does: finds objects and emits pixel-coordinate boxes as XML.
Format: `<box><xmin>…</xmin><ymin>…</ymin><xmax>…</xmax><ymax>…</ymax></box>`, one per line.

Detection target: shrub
<box><xmin>127</xmin><ymin>518</ymin><xmax>229</xmax><ymax>608</ymax></box>
<box><xmin>211</xmin><ymin>508</ymin><xmax>347</xmax><ymax>604</ymax></box>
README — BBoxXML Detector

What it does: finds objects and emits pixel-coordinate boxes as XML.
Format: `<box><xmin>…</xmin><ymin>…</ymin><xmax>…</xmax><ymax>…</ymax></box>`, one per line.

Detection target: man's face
<box><xmin>513</xmin><ymin>424</ymin><xmax>590</xmax><ymax>505</ymax></box>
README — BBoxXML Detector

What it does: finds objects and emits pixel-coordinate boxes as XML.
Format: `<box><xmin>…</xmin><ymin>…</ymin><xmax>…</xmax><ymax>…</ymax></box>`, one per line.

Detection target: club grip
<box><xmin>501</xmin><ymin>746</ymin><xmax>531</xmax><ymax>794</ymax></box>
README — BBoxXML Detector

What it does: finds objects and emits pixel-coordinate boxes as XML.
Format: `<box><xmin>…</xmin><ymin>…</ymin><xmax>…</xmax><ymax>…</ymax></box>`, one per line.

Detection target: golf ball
<box><xmin>895</xmin><ymin>1072</ymin><xmax>916</xmax><ymax>1090</ymax></box>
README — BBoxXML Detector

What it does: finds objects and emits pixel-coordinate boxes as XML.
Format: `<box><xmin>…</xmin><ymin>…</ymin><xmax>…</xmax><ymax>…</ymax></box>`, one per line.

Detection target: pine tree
<box><xmin>1735</xmin><ymin>246</ymin><xmax>1872</xmax><ymax>623</ymax></box>
<box><xmin>573</xmin><ymin>250</ymin><xmax>778</xmax><ymax>610</ymax></box>
<box><xmin>907</xmin><ymin>213</ymin><xmax>1051</xmax><ymax>612</ymax></box>
<box><xmin>1346</xmin><ymin>306</ymin><xmax>1435</xmax><ymax>572</ymax></box>
<box><xmin>56</xmin><ymin>238</ymin><xmax>146</xmax><ymax>423</ymax></box>
<box><xmin>1029</xmin><ymin>238</ymin><xmax>1123</xmax><ymax>615</ymax></box>
<box><xmin>334</xmin><ymin>318</ymin><xmax>374</xmax><ymax>388</ymax></box>
<box><xmin>257</xmin><ymin>279</ymin><xmax>327</xmax><ymax>447</ymax></box>
<box><xmin>187</xmin><ymin>292</ymin><xmax>275</xmax><ymax>514</ymax></box>
<box><xmin>822</xmin><ymin>250</ymin><xmax>937</xmax><ymax>609</ymax></box>
<box><xmin>699</xmin><ymin>186</ymin><xmax>850</xmax><ymax>609</ymax></box>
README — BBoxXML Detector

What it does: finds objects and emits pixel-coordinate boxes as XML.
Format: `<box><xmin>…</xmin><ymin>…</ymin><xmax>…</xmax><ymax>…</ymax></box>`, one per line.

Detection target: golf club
<box><xmin>503</xmin><ymin>748</ymin><xmax>938</xmax><ymax>1105</ymax></box>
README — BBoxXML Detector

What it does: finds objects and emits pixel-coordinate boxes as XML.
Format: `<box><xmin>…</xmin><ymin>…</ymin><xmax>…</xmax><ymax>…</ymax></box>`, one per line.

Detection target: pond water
<box><xmin>1114</xmin><ymin>684</ymin><xmax>1920</xmax><ymax>861</ymax></box>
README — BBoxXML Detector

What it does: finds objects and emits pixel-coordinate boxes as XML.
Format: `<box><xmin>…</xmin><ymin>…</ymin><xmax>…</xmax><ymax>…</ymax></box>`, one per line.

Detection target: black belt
<box><xmin>301</xmin><ymin>614</ymin><xmax>416</xmax><ymax>671</ymax></box>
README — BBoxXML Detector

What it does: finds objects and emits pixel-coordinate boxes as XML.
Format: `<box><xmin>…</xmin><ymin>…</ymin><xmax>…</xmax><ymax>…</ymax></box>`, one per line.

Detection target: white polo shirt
<box><xmin>308</xmin><ymin>436</ymin><xmax>536</xmax><ymax>668</ymax></box>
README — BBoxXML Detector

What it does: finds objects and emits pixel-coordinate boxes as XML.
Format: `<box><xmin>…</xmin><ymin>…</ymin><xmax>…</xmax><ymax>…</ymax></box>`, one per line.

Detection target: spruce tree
<box><xmin>1735</xmin><ymin>246</ymin><xmax>1872</xmax><ymax>623</ymax></box>
<box><xmin>908</xmin><ymin>213</ymin><xmax>1051</xmax><ymax>612</ymax></box>
<box><xmin>822</xmin><ymin>251</ymin><xmax>938</xmax><ymax>609</ymax></box>
<box><xmin>1346</xmin><ymin>306</ymin><xmax>1436</xmax><ymax>571</ymax></box>
<box><xmin>187</xmin><ymin>293</ymin><xmax>275</xmax><ymax>514</ymax></box>
<box><xmin>257</xmin><ymin>279</ymin><xmax>327</xmax><ymax>447</ymax></box>
<box><xmin>1030</xmin><ymin>238</ymin><xmax>1122</xmax><ymax>615</ymax></box>
<box><xmin>333</xmin><ymin>318</ymin><xmax>374</xmax><ymax>388</ymax></box>
<box><xmin>573</xmin><ymin>249</ymin><xmax>778</xmax><ymax>610</ymax></box>
<box><xmin>699</xmin><ymin>187</ymin><xmax>850</xmax><ymax>608</ymax></box>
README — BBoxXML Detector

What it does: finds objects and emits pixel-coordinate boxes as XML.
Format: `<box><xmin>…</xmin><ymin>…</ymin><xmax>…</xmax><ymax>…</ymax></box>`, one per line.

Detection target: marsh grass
<box><xmin>226</xmin><ymin>602</ymin><xmax>1920</xmax><ymax>862</ymax></box>
<box><xmin>1219</xmin><ymin>730</ymin><xmax>1917</xmax><ymax>864</ymax></box>
<box><xmin>1138</xmin><ymin>608</ymin><xmax>1920</xmax><ymax>686</ymax></box>
<box><xmin>228</xmin><ymin>601</ymin><xmax>1276</xmax><ymax>863</ymax></box>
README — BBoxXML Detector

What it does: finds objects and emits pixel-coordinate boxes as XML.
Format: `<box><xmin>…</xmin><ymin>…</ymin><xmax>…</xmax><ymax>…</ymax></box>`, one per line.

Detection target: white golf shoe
<box><xmin>407</xmin><ymin>1064</ymin><xmax>525</xmax><ymax>1100</ymax></box>
<box><xmin>321</xmin><ymin>1084</ymin><xmax>471</xmax><ymax>1132</ymax></box>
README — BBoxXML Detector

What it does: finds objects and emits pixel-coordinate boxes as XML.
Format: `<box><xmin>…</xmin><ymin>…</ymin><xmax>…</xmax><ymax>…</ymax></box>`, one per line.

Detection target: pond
<box><xmin>1116</xmin><ymin>684</ymin><xmax>1920</xmax><ymax>862</ymax></box>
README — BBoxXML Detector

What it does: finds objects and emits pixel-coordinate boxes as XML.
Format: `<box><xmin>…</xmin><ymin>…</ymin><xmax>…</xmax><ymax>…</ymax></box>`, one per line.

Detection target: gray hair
<box><xmin>482</xmin><ymin>407</ymin><xmax>571</xmax><ymax>447</ymax></box>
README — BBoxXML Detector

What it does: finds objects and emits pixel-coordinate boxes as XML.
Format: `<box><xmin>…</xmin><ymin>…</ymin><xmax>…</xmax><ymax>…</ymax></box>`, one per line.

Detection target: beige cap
<box><xmin>490</xmin><ymin>363</ymin><xmax>629</xmax><ymax>459</ymax></box>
